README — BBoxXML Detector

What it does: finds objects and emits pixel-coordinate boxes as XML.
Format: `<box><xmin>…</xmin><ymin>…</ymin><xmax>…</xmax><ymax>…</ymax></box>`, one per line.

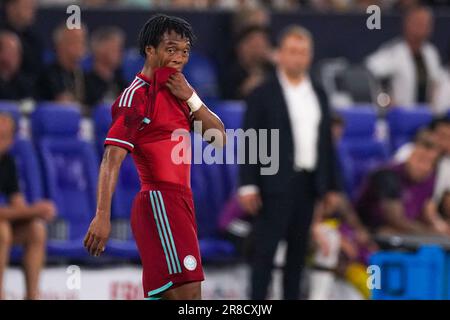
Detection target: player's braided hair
<box><xmin>138</xmin><ymin>14</ymin><xmax>195</xmax><ymax>58</ymax></box>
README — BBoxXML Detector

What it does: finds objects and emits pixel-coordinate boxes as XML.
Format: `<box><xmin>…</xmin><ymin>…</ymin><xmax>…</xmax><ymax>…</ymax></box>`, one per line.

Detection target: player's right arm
<box><xmin>83</xmin><ymin>145</ymin><xmax>127</xmax><ymax>257</ymax></box>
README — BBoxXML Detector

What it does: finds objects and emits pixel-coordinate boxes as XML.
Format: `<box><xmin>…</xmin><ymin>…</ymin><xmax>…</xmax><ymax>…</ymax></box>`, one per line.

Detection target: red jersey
<box><xmin>104</xmin><ymin>68</ymin><xmax>192</xmax><ymax>188</ymax></box>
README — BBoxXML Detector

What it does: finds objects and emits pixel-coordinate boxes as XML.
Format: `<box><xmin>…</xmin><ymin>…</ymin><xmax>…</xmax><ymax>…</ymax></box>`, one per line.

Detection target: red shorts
<box><xmin>130</xmin><ymin>181</ymin><xmax>204</xmax><ymax>299</ymax></box>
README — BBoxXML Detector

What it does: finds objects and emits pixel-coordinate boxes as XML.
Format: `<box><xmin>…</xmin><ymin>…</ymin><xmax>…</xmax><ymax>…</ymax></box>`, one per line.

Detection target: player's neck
<box><xmin>141</xmin><ymin>64</ymin><xmax>154</xmax><ymax>81</ymax></box>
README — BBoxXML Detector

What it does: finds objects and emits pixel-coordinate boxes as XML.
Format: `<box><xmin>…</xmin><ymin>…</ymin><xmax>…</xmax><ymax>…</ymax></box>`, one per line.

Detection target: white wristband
<box><xmin>186</xmin><ymin>91</ymin><xmax>203</xmax><ymax>112</ymax></box>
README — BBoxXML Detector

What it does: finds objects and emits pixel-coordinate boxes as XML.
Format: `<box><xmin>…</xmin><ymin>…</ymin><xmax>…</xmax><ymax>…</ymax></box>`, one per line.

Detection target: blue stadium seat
<box><xmin>199</xmin><ymin>238</ymin><xmax>236</xmax><ymax>263</ymax></box>
<box><xmin>336</xmin><ymin>142</ymin><xmax>355</xmax><ymax>197</ymax></box>
<box><xmin>211</xmin><ymin>100</ymin><xmax>245</xmax><ymax>130</ymax></box>
<box><xmin>31</xmin><ymin>105</ymin><xmax>98</xmax><ymax>258</ymax></box>
<box><xmin>210</xmin><ymin>101</ymin><xmax>246</xmax><ymax>198</ymax></box>
<box><xmin>81</xmin><ymin>54</ymin><xmax>93</xmax><ymax>72</ymax></box>
<box><xmin>370</xmin><ymin>245</ymin><xmax>446</xmax><ymax>300</ymax></box>
<box><xmin>106</xmin><ymin>155</ymin><xmax>140</xmax><ymax>259</ymax></box>
<box><xmin>340</xmin><ymin>140</ymin><xmax>389</xmax><ymax>197</ymax></box>
<box><xmin>387</xmin><ymin>108</ymin><xmax>433</xmax><ymax>151</ymax></box>
<box><xmin>93</xmin><ymin>103</ymin><xmax>140</xmax><ymax>259</ymax></box>
<box><xmin>190</xmin><ymin>132</ymin><xmax>238</xmax><ymax>262</ymax></box>
<box><xmin>191</xmin><ymin>137</ymin><xmax>228</xmax><ymax>239</ymax></box>
<box><xmin>336</xmin><ymin>107</ymin><xmax>387</xmax><ymax>196</ymax></box>
<box><xmin>184</xmin><ymin>52</ymin><xmax>219</xmax><ymax>100</ymax></box>
<box><xmin>122</xmin><ymin>48</ymin><xmax>144</xmax><ymax>83</ymax></box>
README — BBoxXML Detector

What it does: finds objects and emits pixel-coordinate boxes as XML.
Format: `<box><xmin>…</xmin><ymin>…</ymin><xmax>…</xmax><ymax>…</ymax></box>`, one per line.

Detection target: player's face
<box><xmin>153</xmin><ymin>31</ymin><xmax>191</xmax><ymax>72</ymax></box>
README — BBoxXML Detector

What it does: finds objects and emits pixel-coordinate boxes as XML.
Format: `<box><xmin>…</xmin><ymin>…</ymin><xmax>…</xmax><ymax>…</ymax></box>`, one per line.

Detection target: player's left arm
<box><xmin>166</xmin><ymin>72</ymin><xmax>226</xmax><ymax>148</ymax></box>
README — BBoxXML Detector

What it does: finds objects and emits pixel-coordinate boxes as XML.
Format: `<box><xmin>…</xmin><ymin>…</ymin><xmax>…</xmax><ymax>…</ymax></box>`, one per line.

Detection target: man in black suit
<box><xmin>238</xmin><ymin>25</ymin><xmax>338</xmax><ymax>300</ymax></box>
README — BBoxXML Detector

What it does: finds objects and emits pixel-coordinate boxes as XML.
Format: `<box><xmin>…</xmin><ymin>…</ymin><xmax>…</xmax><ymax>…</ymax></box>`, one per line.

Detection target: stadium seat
<box><xmin>93</xmin><ymin>103</ymin><xmax>140</xmax><ymax>259</ymax></box>
<box><xmin>106</xmin><ymin>155</ymin><xmax>140</xmax><ymax>259</ymax></box>
<box><xmin>387</xmin><ymin>107</ymin><xmax>433</xmax><ymax>151</ymax></box>
<box><xmin>336</xmin><ymin>107</ymin><xmax>378</xmax><ymax>144</ymax></box>
<box><xmin>31</xmin><ymin>105</ymin><xmax>99</xmax><ymax>258</ymax></box>
<box><xmin>336</xmin><ymin>142</ymin><xmax>355</xmax><ymax>197</ymax></box>
<box><xmin>81</xmin><ymin>54</ymin><xmax>93</xmax><ymax>72</ymax></box>
<box><xmin>211</xmin><ymin>100</ymin><xmax>245</xmax><ymax>130</ymax></box>
<box><xmin>370</xmin><ymin>245</ymin><xmax>446</xmax><ymax>300</ymax></box>
<box><xmin>199</xmin><ymin>237</ymin><xmax>236</xmax><ymax>264</ymax></box>
<box><xmin>340</xmin><ymin>140</ymin><xmax>389</xmax><ymax>197</ymax></box>
<box><xmin>191</xmin><ymin>137</ymin><xmax>228</xmax><ymax>239</ymax></box>
<box><xmin>183</xmin><ymin>52</ymin><xmax>219</xmax><ymax>100</ymax></box>
<box><xmin>93</xmin><ymin>103</ymin><xmax>111</xmax><ymax>155</ymax></box>
<box><xmin>210</xmin><ymin>101</ymin><xmax>245</xmax><ymax>197</ymax></box>
<box><xmin>335</xmin><ymin>108</ymin><xmax>388</xmax><ymax>196</ymax></box>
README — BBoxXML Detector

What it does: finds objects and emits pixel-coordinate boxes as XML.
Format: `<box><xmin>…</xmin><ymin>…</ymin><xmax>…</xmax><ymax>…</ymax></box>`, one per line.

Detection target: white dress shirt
<box><xmin>238</xmin><ymin>70</ymin><xmax>322</xmax><ymax>196</ymax></box>
<box><xmin>365</xmin><ymin>38</ymin><xmax>442</xmax><ymax>107</ymax></box>
<box><xmin>278</xmin><ymin>70</ymin><xmax>322</xmax><ymax>171</ymax></box>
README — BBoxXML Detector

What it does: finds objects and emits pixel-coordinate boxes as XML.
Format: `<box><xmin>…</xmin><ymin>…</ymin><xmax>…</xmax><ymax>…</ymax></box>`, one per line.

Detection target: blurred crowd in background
<box><xmin>34</xmin><ymin>0</ymin><xmax>450</xmax><ymax>12</ymax></box>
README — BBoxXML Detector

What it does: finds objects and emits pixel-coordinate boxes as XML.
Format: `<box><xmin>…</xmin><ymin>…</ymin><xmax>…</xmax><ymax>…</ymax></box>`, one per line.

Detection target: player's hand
<box><xmin>84</xmin><ymin>215</ymin><xmax>111</xmax><ymax>257</ymax></box>
<box><xmin>166</xmin><ymin>72</ymin><xmax>194</xmax><ymax>101</ymax></box>
<box><xmin>238</xmin><ymin>192</ymin><xmax>262</xmax><ymax>215</ymax></box>
<box><xmin>32</xmin><ymin>200</ymin><xmax>56</xmax><ymax>221</ymax></box>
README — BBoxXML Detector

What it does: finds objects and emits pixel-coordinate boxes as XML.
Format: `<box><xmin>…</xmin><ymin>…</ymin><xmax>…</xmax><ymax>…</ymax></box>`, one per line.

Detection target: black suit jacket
<box><xmin>239</xmin><ymin>72</ymin><xmax>338</xmax><ymax>197</ymax></box>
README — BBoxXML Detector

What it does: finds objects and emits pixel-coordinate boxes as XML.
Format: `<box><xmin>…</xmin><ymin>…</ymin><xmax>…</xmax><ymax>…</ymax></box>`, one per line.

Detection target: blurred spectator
<box><xmin>392</xmin><ymin>0</ymin><xmax>420</xmax><ymax>12</ymax></box>
<box><xmin>37</xmin><ymin>24</ymin><xmax>87</xmax><ymax>104</ymax></box>
<box><xmin>171</xmin><ymin>0</ymin><xmax>209</xmax><ymax>8</ymax></box>
<box><xmin>222</xmin><ymin>25</ymin><xmax>274</xmax><ymax>99</ymax></box>
<box><xmin>0</xmin><ymin>113</ymin><xmax>56</xmax><ymax>300</ymax></box>
<box><xmin>356</xmin><ymin>135</ymin><xmax>448</xmax><ymax>236</ymax></box>
<box><xmin>1</xmin><ymin>0</ymin><xmax>43</xmax><ymax>77</ymax></box>
<box><xmin>0</xmin><ymin>31</ymin><xmax>35</xmax><ymax>100</ymax></box>
<box><xmin>394</xmin><ymin>125</ymin><xmax>438</xmax><ymax>163</ymax></box>
<box><xmin>215</xmin><ymin>0</ymin><xmax>262</xmax><ymax>10</ymax></box>
<box><xmin>394</xmin><ymin>118</ymin><xmax>450</xmax><ymax>205</ymax></box>
<box><xmin>365</xmin><ymin>6</ymin><xmax>442</xmax><ymax>107</ymax></box>
<box><xmin>84</xmin><ymin>26</ymin><xmax>127</xmax><ymax>113</ymax></box>
<box><xmin>231</xmin><ymin>6</ymin><xmax>270</xmax><ymax>34</ymax></box>
<box><xmin>40</xmin><ymin>0</ymin><xmax>79</xmax><ymax>4</ymax></box>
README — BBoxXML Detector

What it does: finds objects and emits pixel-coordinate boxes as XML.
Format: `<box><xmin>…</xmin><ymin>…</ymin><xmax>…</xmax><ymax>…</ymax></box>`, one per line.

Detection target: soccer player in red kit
<box><xmin>83</xmin><ymin>14</ymin><xmax>226</xmax><ymax>300</ymax></box>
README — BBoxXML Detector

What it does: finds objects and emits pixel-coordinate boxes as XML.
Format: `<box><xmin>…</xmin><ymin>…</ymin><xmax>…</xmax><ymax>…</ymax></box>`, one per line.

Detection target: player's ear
<box><xmin>145</xmin><ymin>46</ymin><xmax>156</xmax><ymax>57</ymax></box>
